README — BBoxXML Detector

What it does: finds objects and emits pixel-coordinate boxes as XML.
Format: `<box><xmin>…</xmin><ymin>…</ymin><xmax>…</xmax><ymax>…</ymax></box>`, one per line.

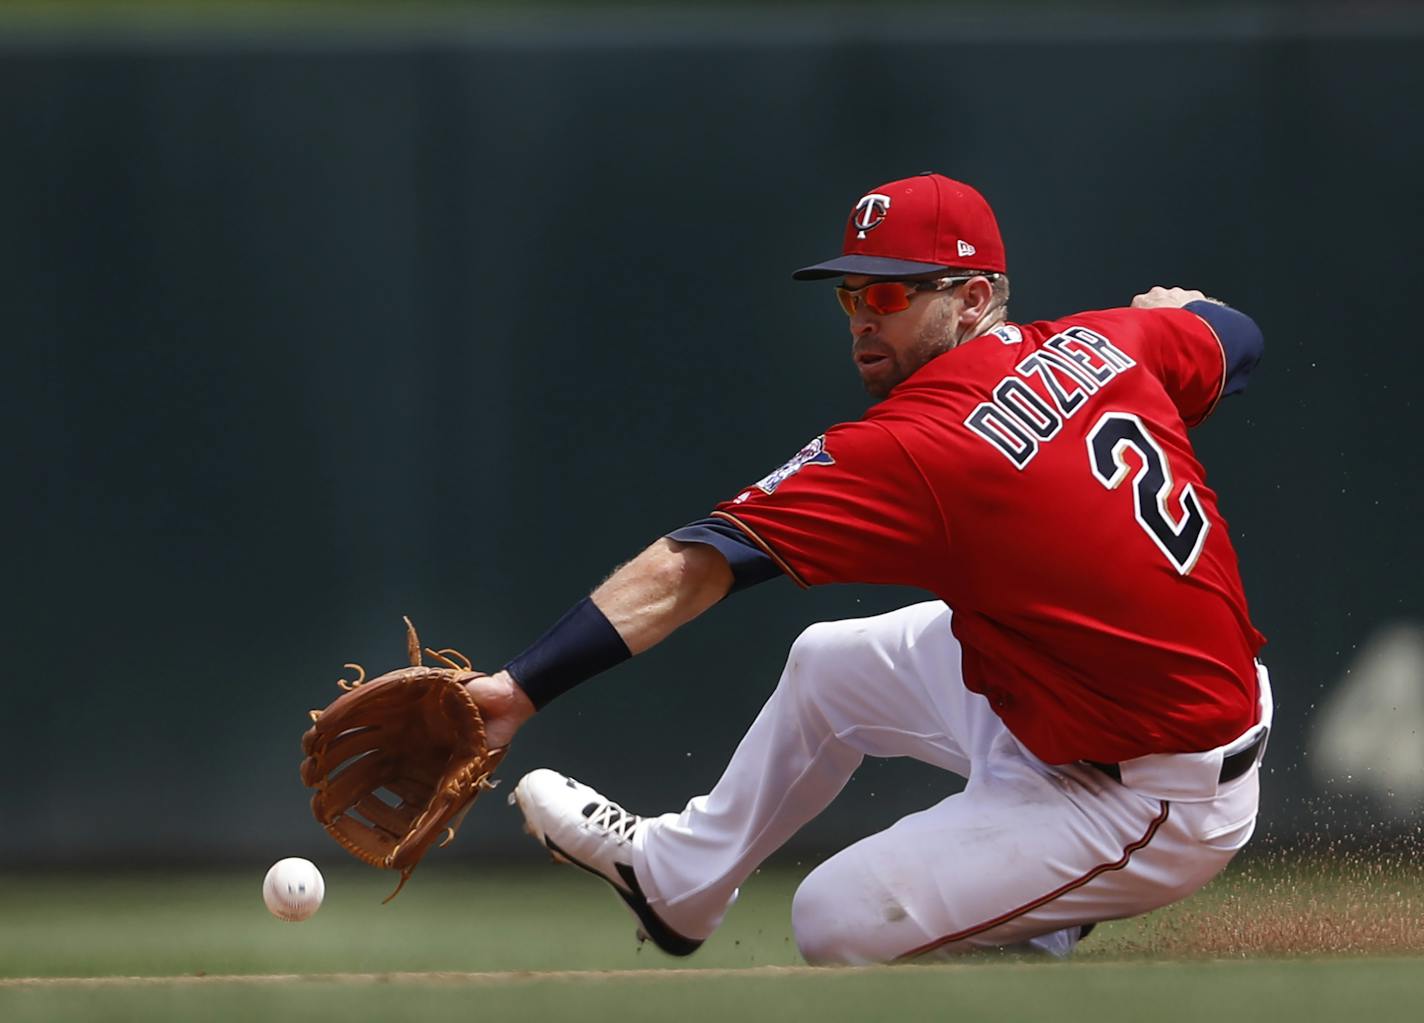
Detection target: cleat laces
<box><xmin>581</xmin><ymin>800</ymin><xmax>642</xmax><ymax>844</ymax></box>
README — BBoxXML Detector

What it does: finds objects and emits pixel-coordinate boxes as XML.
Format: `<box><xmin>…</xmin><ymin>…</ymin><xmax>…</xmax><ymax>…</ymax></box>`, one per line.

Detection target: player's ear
<box><xmin>958</xmin><ymin>275</ymin><xmax>996</xmax><ymax>324</ymax></box>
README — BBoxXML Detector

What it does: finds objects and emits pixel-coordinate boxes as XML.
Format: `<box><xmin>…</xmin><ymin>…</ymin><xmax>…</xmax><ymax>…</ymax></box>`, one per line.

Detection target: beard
<box><xmin>858</xmin><ymin>317</ymin><xmax>958</xmax><ymax>400</ymax></box>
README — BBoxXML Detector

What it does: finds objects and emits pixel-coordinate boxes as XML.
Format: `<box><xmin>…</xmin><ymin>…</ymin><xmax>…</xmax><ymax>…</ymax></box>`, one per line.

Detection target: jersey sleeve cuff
<box><xmin>1185</xmin><ymin>301</ymin><xmax>1264</xmax><ymax>406</ymax></box>
<box><xmin>666</xmin><ymin>517</ymin><xmax>785</xmax><ymax>593</ymax></box>
<box><xmin>705</xmin><ymin>511</ymin><xmax>810</xmax><ymax>589</ymax></box>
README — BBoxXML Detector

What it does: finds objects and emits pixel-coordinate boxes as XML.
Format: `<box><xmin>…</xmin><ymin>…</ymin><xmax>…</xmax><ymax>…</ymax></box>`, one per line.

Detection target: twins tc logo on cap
<box><xmin>852</xmin><ymin>193</ymin><xmax>892</xmax><ymax>239</ymax></box>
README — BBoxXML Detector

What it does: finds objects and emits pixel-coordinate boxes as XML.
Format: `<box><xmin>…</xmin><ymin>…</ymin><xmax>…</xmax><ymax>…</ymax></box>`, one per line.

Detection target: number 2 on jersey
<box><xmin>1086</xmin><ymin>412</ymin><xmax>1209</xmax><ymax>575</ymax></box>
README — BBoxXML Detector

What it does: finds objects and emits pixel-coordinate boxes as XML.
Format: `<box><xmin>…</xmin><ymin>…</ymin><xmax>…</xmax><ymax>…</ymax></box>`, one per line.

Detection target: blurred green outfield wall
<box><xmin>4</xmin><ymin>8</ymin><xmax>1422</xmax><ymax>863</ymax></box>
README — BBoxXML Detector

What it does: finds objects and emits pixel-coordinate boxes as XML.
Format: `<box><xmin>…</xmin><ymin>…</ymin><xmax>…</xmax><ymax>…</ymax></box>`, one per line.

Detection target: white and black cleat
<box><xmin>511</xmin><ymin>769</ymin><xmax>703</xmax><ymax>957</ymax></box>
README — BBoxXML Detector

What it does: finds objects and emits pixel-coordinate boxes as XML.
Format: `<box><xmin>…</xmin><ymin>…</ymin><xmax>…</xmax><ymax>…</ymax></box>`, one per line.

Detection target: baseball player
<box><xmin>464</xmin><ymin>172</ymin><xmax>1269</xmax><ymax>962</ymax></box>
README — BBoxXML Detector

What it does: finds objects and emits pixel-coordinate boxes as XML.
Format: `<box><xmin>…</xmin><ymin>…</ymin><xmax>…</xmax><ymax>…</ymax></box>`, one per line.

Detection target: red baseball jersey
<box><xmin>713</xmin><ymin>307</ymin><xmax>1265</xmax><ymax>765</ymax></box>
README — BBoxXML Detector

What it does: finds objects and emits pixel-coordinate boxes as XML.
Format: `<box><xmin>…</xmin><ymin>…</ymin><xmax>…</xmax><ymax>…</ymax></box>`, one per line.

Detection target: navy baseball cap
<box><xmin>793</xmin><ymin>172</ymin><xmax>1007</xmax><ymax>280</ymax></box>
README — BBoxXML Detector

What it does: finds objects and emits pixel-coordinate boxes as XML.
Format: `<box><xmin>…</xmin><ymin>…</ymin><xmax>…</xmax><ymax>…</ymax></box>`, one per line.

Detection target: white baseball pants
<box><xmin>631</xmin><ymin>601</ymin><xmax>1270</xmax><ymax>964</ymax></box>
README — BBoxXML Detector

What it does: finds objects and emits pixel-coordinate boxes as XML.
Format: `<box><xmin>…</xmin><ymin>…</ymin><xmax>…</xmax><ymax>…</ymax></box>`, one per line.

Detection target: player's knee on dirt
<box><xmin>791</xmin><ymin>863</ymin><xmax>892</xmax><ymax>966</ymax></box>
<box><xmin>791</xmin><ymin>872</ymin><xmax>848</xmax><ymax>964</ymax></box>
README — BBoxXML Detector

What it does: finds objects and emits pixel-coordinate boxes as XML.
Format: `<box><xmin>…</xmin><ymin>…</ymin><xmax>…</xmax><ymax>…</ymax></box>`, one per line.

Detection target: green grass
<box><xmin>1</xmin><ymin>861</ymin><xmax>1422</xmax><ymax>1022</ymax></box>
<box><xmin>0</xmin><ymin>866</ymin><xmax>802</xmax><ymax>977</ymax></box>
<box><xmin>3</xmin><ymin>961</ymin><xmax>1424</xmax><ymax>1023</ymax></box>
<box><xmin>0</xmin><ymin>871</ymin><xmax>803</xmax><ymax>980</ymax></box>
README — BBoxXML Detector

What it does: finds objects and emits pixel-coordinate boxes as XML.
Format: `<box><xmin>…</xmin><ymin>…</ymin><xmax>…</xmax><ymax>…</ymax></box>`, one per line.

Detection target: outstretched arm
<box><xmin>591</xmin><ymin>538</ymin><xmax>735</xmax><ymax>653</ymax></box>
<box><xmin>466</xmin><ymin>538</ymin><xmax>734</xmax><ymax>748</ymax></box>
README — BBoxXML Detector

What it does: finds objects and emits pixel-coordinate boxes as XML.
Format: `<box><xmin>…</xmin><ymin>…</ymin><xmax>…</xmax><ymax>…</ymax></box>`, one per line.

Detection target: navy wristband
<box><xmin>503</xmin><ymin>597</ymin><xmax>632</xmax><ymax>710</ymax></box>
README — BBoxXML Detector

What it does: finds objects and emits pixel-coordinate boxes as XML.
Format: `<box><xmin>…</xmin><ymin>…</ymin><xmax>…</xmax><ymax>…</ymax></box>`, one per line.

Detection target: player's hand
<box><xmin>1131</xmin><ymin>285</ymin><xmax>1210</xmax><ymax>310</ymax></box>
<box><xmin>464</xmin><ymin>670</ymin><xmax>537</xmax><ymax>749</ymax></box>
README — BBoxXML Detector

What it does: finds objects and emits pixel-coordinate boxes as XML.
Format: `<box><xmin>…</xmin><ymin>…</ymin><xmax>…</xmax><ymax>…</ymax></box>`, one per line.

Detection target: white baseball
<box><xmin>262</xmin><ymin>857</ymin><xmax>325</xmax><ymax>922</ymax></box>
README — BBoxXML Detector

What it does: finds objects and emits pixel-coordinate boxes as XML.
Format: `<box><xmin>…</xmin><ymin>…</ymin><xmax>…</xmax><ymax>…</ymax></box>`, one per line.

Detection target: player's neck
<box><xmin>954</xmin><ymin>310</ymin><xmax>1008</xmax><ymax>348</ymax></box>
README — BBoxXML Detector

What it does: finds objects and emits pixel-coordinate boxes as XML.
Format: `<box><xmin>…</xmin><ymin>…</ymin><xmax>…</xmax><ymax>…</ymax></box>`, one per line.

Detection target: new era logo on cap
<box><xmin>792</xmin><ymin>172</ymin><xmax>1007</xmax><ymax>280</ymax></box>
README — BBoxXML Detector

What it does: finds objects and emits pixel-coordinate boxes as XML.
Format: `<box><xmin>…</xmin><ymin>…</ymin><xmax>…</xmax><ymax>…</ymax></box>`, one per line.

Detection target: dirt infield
<box><xmin>1093</xmin><ymin>840</ymin><xmax>1424</xmax><ymax>958</ymax></box>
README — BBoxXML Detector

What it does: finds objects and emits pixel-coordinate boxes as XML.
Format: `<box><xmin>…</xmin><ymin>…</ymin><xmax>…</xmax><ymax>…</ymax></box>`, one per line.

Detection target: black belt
<box><xmin>1085</xmin><ymin>729</ymin><xmax>1267</xmax><ymax>786</ymax></box>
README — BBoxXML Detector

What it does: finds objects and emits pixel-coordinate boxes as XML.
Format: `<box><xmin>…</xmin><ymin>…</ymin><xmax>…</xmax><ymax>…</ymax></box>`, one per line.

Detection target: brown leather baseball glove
<box><xmin>300</xmin><ymin>617</ymin><xmax>505</xmax><ymax>901</ymax></box>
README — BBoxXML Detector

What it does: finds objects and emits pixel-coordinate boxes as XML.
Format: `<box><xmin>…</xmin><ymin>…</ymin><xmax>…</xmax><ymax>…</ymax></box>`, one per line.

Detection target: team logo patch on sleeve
<box><xmin>753</xmin><ymin>435</ymin><xmax>835</xmax><ymax>495</ymax></box>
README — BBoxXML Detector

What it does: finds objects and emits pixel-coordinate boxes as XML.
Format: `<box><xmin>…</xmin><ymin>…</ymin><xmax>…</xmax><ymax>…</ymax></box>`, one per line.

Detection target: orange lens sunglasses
<box><xmin>835</xmin><ymin>275</ymin><xmax>983</xmax><ymax>316</ymax></box>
